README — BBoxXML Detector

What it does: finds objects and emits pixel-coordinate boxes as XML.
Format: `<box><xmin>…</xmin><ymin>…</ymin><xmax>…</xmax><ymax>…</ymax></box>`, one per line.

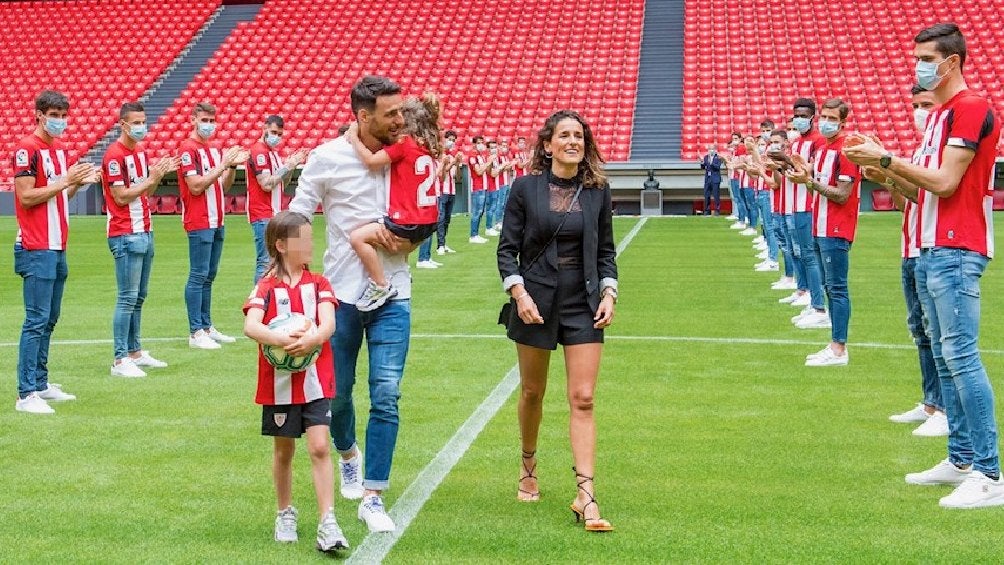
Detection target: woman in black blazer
<box><xmin>497</xmin><ymin>110</ymin><xmax>617</xmax><ymax>532</ymax></box>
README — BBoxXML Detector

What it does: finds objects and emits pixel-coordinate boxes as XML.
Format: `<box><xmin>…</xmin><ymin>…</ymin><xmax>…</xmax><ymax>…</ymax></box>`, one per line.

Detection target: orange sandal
<box><xmin>570</xmin><ymin>467</ymin><xmax>614</xmax><ymax>532</ymax></box>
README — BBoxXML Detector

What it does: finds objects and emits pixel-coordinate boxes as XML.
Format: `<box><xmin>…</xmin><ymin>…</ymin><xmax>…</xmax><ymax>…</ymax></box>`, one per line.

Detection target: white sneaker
<box><xmin>469</xmin><ymin>235</ymin><xmax>488</xmax><ymax>244</ymax></box>
<box><xmin>889</xmin><ymin>403</ymin><xmax>931</xmax><ymax>424</ymax></box>
<box><xmin>357</xmin><ymin>280</ymin><xmax>398</xmax><ymax>312</ymax></box>
<box><xmin>726</xmin><ymin>215</ymin><xmax>738</xmax><ymax>220</ymax></box>
<box><xmin>755</xmin><ymin>261</ymin><xmax>779</xmax><ymax>272</ymax></box>
<box><xmin>791</xmin><ymin>292</ymin><xmax>812</xmax><ymax>307</ymax></box>
<box><xmin>339</xmin><ymin>452</ymin><xmax>365</xmax><ymax>500</ymax></box>
<box><xmin>316</xmin><ymin>508</ymin><xmax>349</xmax><ymax>552</ymax></box>
<box><xmin>416</xmin><ymin>260</ymin><xmax>439</xmax><ymax>269</ymax></box>
<box><xmin>796</xmin><ymin>311</ymin><xmax>832</xmax><ymax>329</ymax></box>
<box><xmin>38</xmin><ymin>384</ymin><xmax>76</xmax><ymax>401</ymax></box>
<box><xmin>756</xmin><ymin>250</ymin><xmax>769</xmax><ymax>260</ymax></box>
<box><xmin>730</xmin><ymin>222</ymin><xmax>745</xmax><ymax>230</ymax></box>
<box><xmin>804</xmin><ymin>345</ymin><xmax>847</xmax><ymax>366</ymax></box>
<box><xmin>274</xmin><ymin>506</ymin><xmax>298</xmax><ymax>543</ymax></box>
<box><xmin>772</xmin><ymin>278</ymin><xmax>797</xmax><ymax>291</ymax></box>
<box><xmin>740</xmin><ymin>228</ymin><xmax>758</xmax><ymax>236</ymax></box>
<box><xmin>133</xmin><ymin>351</ymin><xmax>168</xmax><ymax>368</ymax></box>
<box><xmin>779</xmin><ymin>291</ymin><xmax>801</xmax><ymax>304</ymax></box>
<box><xmin>443</xmin><ymin>246</ymin><xmax>456</xmax><ymax>253</ymax></box>
<box><xmin>755</xmin><ymin>242</ymin><xmax>769</xmax><ymax>252</ymax></box>
<box><xmin>430</xmin><ymin>259</ymin><xmax>443</xmax><ymax>266</ymax></box>
<box><xmin>14</xmin><ymin>392</ymin><xmax>54</xmax><ymax>414</ymax></box>
<box><xmin>436</xmin><ymin>246</ymin><xmax>447</xmax><ymax>256</ymax></box>
<box><xmin>484</xmin><ymin>228</ymin><xmax>500</xmax><ymax>237</ymax></box>
<box><xmin>189</xmin><ymin>329</ymin><xmax>222</xmax><ymax>350</ymax></box>
<box><xmin>207</xmin><ymin>326</ymin><xmax>236</xmax><ymax>344</ymax></box>
<box><xmin>111</xmin><ymin>358</ymin><xmax>147</xmax><ymax>378</ymax></box>
<box><xmin>791</xmin><ymin>306</ymin><xmax>814</xmax><ymax>323</ymax></box>
<box><xmin>752</xmin><ymin>235</ymin><xmax>765</xmax><ymax>244</ymax></box>
<box><xmin>906</xmin><ymin>458</ymin><xmax>972</xmax><ymax>486</ymax></box>
<box><xmin>805</xmin><ymin>346</ymin><xmax>831</xmax><ymax>360</ymax></box>
<box><xmin>913</xmin><ymin>412</ymin><xmax>950</xmax><ymax>437</ymax></box>
<box><xmin>939</xmin><ymin>471</ymin><xmax>1004</xmax><ymax>509</ymax></box>
<box><xmin>358</xmin><ymin>494</ymin><xmax>395</xmax><ymax>533</ymax></box>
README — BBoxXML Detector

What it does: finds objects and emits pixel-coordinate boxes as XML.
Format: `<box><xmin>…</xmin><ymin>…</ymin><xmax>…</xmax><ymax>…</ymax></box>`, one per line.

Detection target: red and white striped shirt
<box><xmin>812</xmin><ymin>135</ymin><xmax>861</xmax><ymax>242</ymax></box>
<box><xmin>468</xmin><ymin>153</ymin><xmax>489</xmax><ymax>192</ymax></box>
<box><xmin>243</xmin><ymin>270</ymin><xmax>338</xmax><ymax>406</ymax></box>
<box><xmin>440</xmin><ymin>149</ymin><xmax>458</xmax><ymax>196</ymax></box>
<box><xmin>512</xmin><ymin>150</ymin><xmax>530</xmax><ymax>177</ymax></box>
<box><xmin>783</xmin><ymin>131</ymin><xmax>824</xmax><ymax>214</ymax></box>
<box><xmin>102</xmin><ymin>140</ymin><xmax>152</xmax><ymax>237</ymax></box>
<box><xmin>488</xmin><ymin>152</ymin><xmax>505</xmax><ymax>191</ymax></box>
<box><xmin>246</xmin><ymin>140</ymin><xmax>284</xmax><ymax>223</ymax></box>
<box><xmin>12</xmin><ymin>134</ymin><xmax>70</xmax><ymax>251</ymax></box>
<box><xmin>178</xmin><ymin>138</ymin><xmax>225</xmax><ymax>232</ymax></box>
<box><xmin>916</xmin><ymin>90</ymin><xmax>999</xmax><ymax>258</ymax></box>
<box><xmin>901</xmin><ymin>147</ymin><xmax>925</xmax><ymax>259</ymax></box>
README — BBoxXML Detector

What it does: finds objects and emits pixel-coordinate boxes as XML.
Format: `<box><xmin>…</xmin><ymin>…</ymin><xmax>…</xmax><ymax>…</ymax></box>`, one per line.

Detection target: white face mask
<box><xmin>913</xmin><ymin>108</ymin><xmax>931</xmax><ymax>132</ymax></box>
<box><xmin>786</xmin><ymin>130</ymin><xmax>800</xmax><ymax>142</ymax></box>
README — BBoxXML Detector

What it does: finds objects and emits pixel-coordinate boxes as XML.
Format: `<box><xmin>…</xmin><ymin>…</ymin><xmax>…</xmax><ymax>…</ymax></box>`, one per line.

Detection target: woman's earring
<box><xmin>543</xmin><ymin>151</ymin><xmax>553</xmax><ymax>159</ymax></box>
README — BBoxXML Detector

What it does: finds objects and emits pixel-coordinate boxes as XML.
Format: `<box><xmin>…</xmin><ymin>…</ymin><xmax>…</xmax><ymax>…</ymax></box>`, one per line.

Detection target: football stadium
<box><xmin>3</xmin><ymin>0</ymin><xmax>1004</xmax><ymax>561</ymax></box>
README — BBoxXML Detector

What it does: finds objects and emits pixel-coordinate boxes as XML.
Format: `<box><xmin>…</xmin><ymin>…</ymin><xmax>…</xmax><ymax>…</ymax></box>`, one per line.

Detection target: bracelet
<box><xmin>512</xmin><ymin>293</ymin><xmax>528</xmax><ymax>301</ymax></box>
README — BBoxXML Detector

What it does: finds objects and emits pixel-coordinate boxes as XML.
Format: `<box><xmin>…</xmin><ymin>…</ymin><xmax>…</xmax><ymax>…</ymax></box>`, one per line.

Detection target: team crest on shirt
<box><xmin>108</xmin><ymin>160</ymin><xmax>121</xmax><ymax>176</ymax></box>
<box><xmin>180</xmin><ymin>152</ymin><xmax>192</xmax><ymax>167</ymax></box>
<box><xmin>274</xmin><ymin>413</ymin><xmax>287</xmax><ymax>427</ymax></box>
<box><xmin>15</xmin><ymin>149</ymin><xmax>29</xmax><ymax>167</ymax></box>
<box><xmin>256</xmin><ymin>154</ymin><xmax>267</xmax><ymax>167</ymax></box>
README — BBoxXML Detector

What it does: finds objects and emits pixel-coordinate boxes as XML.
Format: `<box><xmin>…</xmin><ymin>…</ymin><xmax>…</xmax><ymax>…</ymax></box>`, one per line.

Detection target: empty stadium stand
<box><xmin>630</xmin><ymin>0</ymin><xmax>685</xmax><ymax>160</ymax></box>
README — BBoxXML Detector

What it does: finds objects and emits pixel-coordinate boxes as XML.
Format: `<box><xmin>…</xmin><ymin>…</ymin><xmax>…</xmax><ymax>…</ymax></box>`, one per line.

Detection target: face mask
<box><xmin>197</xmin><ymin>122</ymin><xmax>216</xmax><ymax>139</ymax></box>
<box><xmin>445</xmin><ymin>140</ymin><xmax>455</xmax><ymax>150</ymax></box>
<box><xmin>913</xmin><ymin>108</ymin><xmax>931</xmax><ymax>132</ymax></box>
<box><xmin>768</xmin><ymin>143</ymin><xmax>782</xmax><ymax>152</ymax></box>
<box><xmin>44</xmin><ymin>117</ymin><xmax>68</xmax><ymax>137</ymax></box>
<box><xmin>819</xmin><ymin>120</ymin><xmax>840</xmax><ymax>138</ymax></box>
<box><xmin>476</xmin><ymin>143</ymin><xmax>486</xmax><ymax>152</ymax></box>
<box><xmin>786</xmin><ymin>130</ymin><xmax>800</xmax><ymax>142</ymax></box>
<box><xmin>264</xmin><ymin>132</ymin><xmax>281</xmax><ymax>147</ymax></box>
<box><xmin>127</xmin><ymin>123</ymin><xmax>148</xmax><ymax>142</ymax></box>
<box><xmin>709</xmin><ymin>149</ymin><xmax>717</xmax><ymax>155</ymax></box>
<box><xmin>489</xmin><ymin>147</ymin><xmax>497</xmax><ymax>154</ymax></box>
<box><xmin>760</xmin><ymin>131</ymin><xmax>771</xmax><ymax>141</ymax></box>
<box><xmin>792</xmin><ymin>117</ymin><xmax>812</xmax><ymax>133</ymax></box>
<box><xmin>916</xmin><ymin>58</ymin><xmax>948</xmax><ymax>91</ymax></box>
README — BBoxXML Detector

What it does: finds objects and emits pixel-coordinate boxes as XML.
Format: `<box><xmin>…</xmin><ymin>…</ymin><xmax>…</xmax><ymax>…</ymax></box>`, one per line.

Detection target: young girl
<box><xmin>242</xmin><ymin>210</ymin><xmax>347</xmax><ymax>553</ymax></box>
<box><xmin>347</xmin><ymin>93</ymin><xmax>443</xmax><ymax>311</ymax></box>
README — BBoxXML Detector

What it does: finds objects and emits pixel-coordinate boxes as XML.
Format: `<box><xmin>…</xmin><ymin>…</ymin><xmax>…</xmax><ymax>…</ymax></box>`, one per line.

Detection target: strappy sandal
<box><xmin>569</xmin><ymin>467</ymin><xmax>614</xmax><ymax>532</ymax></box>
<box><xmin>517</xmin><ymin>449</ymin><xmax>540</xmax><ymax>502</ymax></box>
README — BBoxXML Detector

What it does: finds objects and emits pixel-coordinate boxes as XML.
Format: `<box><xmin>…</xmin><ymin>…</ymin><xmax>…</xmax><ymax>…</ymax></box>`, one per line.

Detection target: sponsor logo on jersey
<box><xmin>108</xmin><ymin>160</ymin><xmax>121</xmax><ymax>176</ymax></box>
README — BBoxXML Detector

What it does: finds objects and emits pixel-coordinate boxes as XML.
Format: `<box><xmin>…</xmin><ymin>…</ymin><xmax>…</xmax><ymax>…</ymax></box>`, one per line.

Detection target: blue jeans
<box><xmin>916</xmin><ymin>247</ymin><xmax>998</xmax><ymax>475</ymax></box>
<box><xmin>251</xmin><ymin>219</ymin><xmax>269</xmax><ymax>284</ymax></box>
<box><xmin>729</xmin><ymin>179</ymin><xmax>747</xmax><ymax>222</ymax></box>
<box><xmin>418</xmin><ymin>237</ymin><xmax>432</xmax><ymax>261</ymax></box>
<box><xmin>784</xmin><ymin>215</ymin><xmax>807</xmax><ymax>290</ymax></box>
<box><xmin>485</xmin><ymin>190</ymin><xmax>500</xmax><ymax>229</ymax></box>
<box><xmin>741</xmin><ymin>187</ymin><xmax>758</xmax><ymax>228</ymax></box>
<box><xmin>774</xmin><ymin>213</ymin><xmax>793</xmax><ymax>277</ymax></box>
<box><xmin>816</xmin><ymin>237</ymin><xmax>851</xmax><ymax>343</ymax></box>
<box><xmin>109</xmin><ymin>233</ymin><xmax>154</xmax><ymax>360</ymax></box>
<box><xmin>470</xmin><ymin>190</ymin><xmax>488</xmax><ymax>236</ymax></box>
<box><xmin>902</xmin><ymin>257</ymin><xmax>941</xmax><ymax>411</ymax></box>
<box><xmin>14</xmin><ymin>245</ymin><xmax>67</xmax><ymax>398</ymax></box>
<box><xmin>437</xmin><ymin>194</ymin><xmax>455</xmax><ymax>248</ymax></box>
<box><xmin>791</xmin><ymin>212</ymin><xmax>825</xmax><ymax>308</ymax></box>
<box><xmin>756</xmin><ymin>191</ymin><xmax>778</xmax><ymax>261</ymax></box>
<box><xmin>330</xmin><ymin>300</ymin><xmax>411</xmax><ymax>490</ymax></box>
<box><xmin>185</xmin><ymin>226</ymin><xmax>225</xmax><ymax>333</ymax></box>
<box><xmin>495</xmin><ymin>184</ymin><xmax>511</xmax><ymax>223</ymax></box>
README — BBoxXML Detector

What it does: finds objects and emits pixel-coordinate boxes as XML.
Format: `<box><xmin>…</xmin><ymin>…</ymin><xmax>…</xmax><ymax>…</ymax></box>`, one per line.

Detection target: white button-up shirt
<box><xmin>288</xmin><ymin>136</ymin><xmax>411</xmax><ymax>301</ymax></box>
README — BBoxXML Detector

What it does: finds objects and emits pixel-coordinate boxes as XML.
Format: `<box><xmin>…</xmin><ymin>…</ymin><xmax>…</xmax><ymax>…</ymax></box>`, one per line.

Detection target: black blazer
<box><xmin>497</xmin><ymin>172</ymin><xmax>618</xmax><ymax>313</ymax></box>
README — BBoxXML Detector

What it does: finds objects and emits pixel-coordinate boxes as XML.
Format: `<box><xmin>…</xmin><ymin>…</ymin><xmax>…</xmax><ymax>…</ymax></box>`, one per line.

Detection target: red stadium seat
<box><xmin>994</xmin><ymin>190</ymin><xmax>1004</xmax><ymax>211</ymax></box>
<box><xmin>871</xmin><ymin>189</ymin><xmax>896</xmax><ymax>212</ymax></box>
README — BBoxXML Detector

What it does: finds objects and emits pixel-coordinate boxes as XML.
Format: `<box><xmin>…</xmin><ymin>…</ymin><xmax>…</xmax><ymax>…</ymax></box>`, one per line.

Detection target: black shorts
<box><xmin>384</xmin><ymin>217</ymin><xmax>438</xmax><ymax>244</ymax></box>
<box><xmin>507</xmin><ymin>266</ymin><xmax>604</xmax><ymax>350</ymax></box>
<box><xmin>261</xmin><ymin>398</ymin><xmax>331</xmax><ymax>438</ymax></box>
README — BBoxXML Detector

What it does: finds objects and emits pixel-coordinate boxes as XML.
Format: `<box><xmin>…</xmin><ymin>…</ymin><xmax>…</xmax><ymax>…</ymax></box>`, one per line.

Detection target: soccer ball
<box><xmin>263</xmin><ymin>312</ymin><xmax>322</xmax><ymax>372</ymax></box>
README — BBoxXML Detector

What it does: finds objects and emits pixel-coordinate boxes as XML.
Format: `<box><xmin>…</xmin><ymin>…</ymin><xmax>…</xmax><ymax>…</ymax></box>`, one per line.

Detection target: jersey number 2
<box><xmin>415</xmin><ymin>155</ymin><xmax>438</xmax><ymax>207</ymax></box>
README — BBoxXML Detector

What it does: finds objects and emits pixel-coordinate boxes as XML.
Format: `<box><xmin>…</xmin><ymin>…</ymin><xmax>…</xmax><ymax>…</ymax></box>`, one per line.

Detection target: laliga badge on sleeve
<box><xmin>256</xmin><ymin>154</ymin><xmax>267</xmax><ymax>167</ymax></box>
<box><xmin>180</xmin><ymin>152</ymin><xmax>192</xmax><ymax>167</ymax></box>
<box><xmin>15</xmin><ymin>149</ymin><xmax>29</xmax><ymax>168</ymax></box>
<box><xmin>108</xmin><ymin>160</ymin><xmax>121</xmax><ymax>176</ymax></box>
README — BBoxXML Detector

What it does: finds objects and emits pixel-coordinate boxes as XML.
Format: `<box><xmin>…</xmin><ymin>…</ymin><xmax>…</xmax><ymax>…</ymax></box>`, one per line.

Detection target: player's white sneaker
<box><xmin>791</xmin><ymin>306</ymin><xmax>814</xmax><ymax>323</ymax></box>
<box><xmin>274</xmin><ymin>506</ymin><xmax>298</xmax><ymax>543</ymax></box>
<box><xmin>752</xmin><ymin>235</ymin><xmax>765</xmax><ymax>244</ymax></box>
<box><xmin>726</xmin><ymin>214</ymin><xmax>738</xmax><ymax>220</ymax></box>
<box><xmin>339</xmin><ymin>452</ymin><xmax>365</xmax><ymax>500</ymax></box>
<box><xmin>207</xmin><ymin>326</ymin><xmax>236</xmax><ymax>343</ymax></box>
<box><xmin>906</xmin><ymin>458</ymin><xmax>972</xmax><ymax>486</ymax></box>
<box><xmin>913</xmin><ymin>412</ymin><xmax>950</xmax><ymax>437</ymax></box>
<box><xmin>754</xmin><ymin>261</ymin><xmax>779</xmax><ymax>272</ymax></box>
<box><xmin>111</xmin><ymin>358</ymin><xmax>147</xmax><ymax>378</ymax></box>
<box><xmin>416</xmin><ymin>260</ymin><xmax>439</xmax><ymax>269</ymax></box>
<box><xmin>740</xmin><ymin>228</ymin><xmax>758</xmax><ymax>236</ymax></box>
<box><xmin>756</xmin><ymin>250</ymin><xmax>769</xmax><ymax>260</ymax></box>
<box><xmin>804</xmin><ymin>345</ymin><xmax>847</xmax><ymax>366</ymax></box>
<box><xmin>133</xmin><ymin>351</ymin><xmax>168</xmax><ymax>368</ymax></box>
<box><xmin>38</xmin><ymin>384</ymin><xmax>76</xmax><ymax>401</ymax></box>
<box><xmin>469</xmin><ymin>235</ymin><xmax>488</xmax><ymax>244</ymax></box>
<box><xmin>730</xmin><ymin>221</ymin><xmax>745</xmax><ymax>230</ymax></box>
<box><xmin>189</xmin><ymin>330</ymin><xmax>222</xmax><ymax>350</ymax></box>
<box><xmin>939</xmin><ymin>471</ymin><xmax>1004</xmax><ymax>509</ymax></box>
<box><xmin>358</xmin><ymin>494</ymin><xmax>395</xmax><ymax>533</ymax></box>
<box><xmin>778</xmin><ymin>291</ymin><xmax>801</xmax><ymax>304</ymax></box>
<box><xmin>15</xmin><ymin>392</ymin><xmax>54</xmax><ymax>414</ymax></box>
<box><xmin>889</xmin><ymin>403</ymin><xmax>930</xmax><ymax>424</ymax></box>
<box><xmin>485</xmin><ymin>228</ymin><xmax>500</xmax><ymax>237</ymax></box>
<box><xmin>791</xmin><ymin>292</ymin><xmax>812</xmax><ymax>307</ymax></box>
<box><xmin>436</xmin><ymin>246</ymin><xmax>447</xmax><ymax>255</ymax></box>
<box><xmin>316</xmin><ymin>508</ymin><xmax>349</xmax><ymax>552</ymax></box>
<box><xmin>771</xmin><ymin>278</ymin><xmax>797</xmax><ymax>291</ymax></box>
<box><xmin>796</xmin><ymin>311</ymin><xmax>832</xmax><ymax>329</ymax></box>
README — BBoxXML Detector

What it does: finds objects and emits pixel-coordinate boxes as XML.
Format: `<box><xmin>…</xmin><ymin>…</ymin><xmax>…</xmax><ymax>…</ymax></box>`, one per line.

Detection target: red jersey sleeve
<box><xmin>315</xmin><ymin>275</ymin><xmax>339</xmax><ymax>308</ymax></box>
<box><xmin>947</xmin><ymin>96</ymin><xmax>995</xmax><ymax>151</ymax></box>
<box><xmin>243</xmin><ymin>279</ymin><xmax>273</xmax><ymax>315</ymax></box>
<box><xmin>179</xmin><ymin>145</ymin><xmax>199</xmax><ymax>177</ymax></box>
<box><xmin>249</xmin><ymin>146</ymin><xmax>269</xmax><ymax>176</ymax></box>
<box><xmin>383</xmin><ymin>137</ymin><xmax>410</xmax><ymax>164</ymax></box>
<box><xmin>12</xmin><ymin>140</ymin><xmax>37</xmax><ymax>178</ymax></box>
<box><xmin>837</xmin><ymin>153</ymin><xmax>859</xmax><ymax>183</ymax></box>
<box><xmin>104</xmin><ymin>152</ymin><xmax>126</xmax><ymax>187</ymax></box>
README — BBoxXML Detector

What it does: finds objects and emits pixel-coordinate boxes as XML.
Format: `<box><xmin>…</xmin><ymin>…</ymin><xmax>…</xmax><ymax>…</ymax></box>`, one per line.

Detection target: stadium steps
<box><xmin>629</xmin><ymin>0</ymin><xmax>685</xmax><ymax>162</ymax></box>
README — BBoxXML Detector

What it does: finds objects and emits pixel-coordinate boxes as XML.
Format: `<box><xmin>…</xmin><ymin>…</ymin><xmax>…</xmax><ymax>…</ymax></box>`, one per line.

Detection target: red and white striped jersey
<box><xmin>178</xmin><ymin>138</ymin><xmax>225</xmax><ymax>232</ymax></box>
<box><xmin>244</xmin><ymin>270</ymin><xmax>338</xmax><ymax>406</ymax></box>
<box><xmin>812</xmin><ymin>135</ymin><xmax>861</xmax><ymax>242</ymax></box>
<box><xmin>512</xmin><ymin>150</ymin><xmax>530</xmax><ymax>177</ymax></box>
<box><xmin>732</xmin><ymin>145</ymin><xmax>747</xmax><ymax>182</ymax></box>
<box><xmin>440</xmin><ymin>149</ymin><xmax>458</xmax><ymax>196</ymax></box>
<box><xmin>12</xmin><ymin>134</ymin><xmax>70</xmax><ymax>251</ymax></box>
<box><xmin>783</xmin><ymin>131</ymin><xmax>824</xmax><ymax>214</ymax></box>
<box><xmin>916</xmin><ymin>89</ymin><xmax>999</xmax><ymax>258</ymax></box>
<box><xmin>468</xmin><ymin>152</ymin><xmax>489</xmax><ymax>192</ymax></box>
<box><xmin>901</xmin><ymin>146</ymin><xmax>925</xmax><ymax>259</ymax></box>
<box><xmin>488</xmin><ymin>153</ymin><xmax>505</xmax><ymax>191</ymax></box>
<box><xmin>246</xmin><ymin>140</ymin><xmax>285</xmax><ymax>223</ymax></box>
<box><xmin>102</xmin><ymin>140</ymin><xmax>152</xmax><ymax>237</ymax></box>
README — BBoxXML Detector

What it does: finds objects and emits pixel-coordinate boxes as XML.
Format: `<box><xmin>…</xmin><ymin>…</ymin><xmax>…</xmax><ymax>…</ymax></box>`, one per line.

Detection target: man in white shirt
<box><xmin>288</xmin><ymin>75</ymin><xmax>407</xmax><ymax>533</ymax></box>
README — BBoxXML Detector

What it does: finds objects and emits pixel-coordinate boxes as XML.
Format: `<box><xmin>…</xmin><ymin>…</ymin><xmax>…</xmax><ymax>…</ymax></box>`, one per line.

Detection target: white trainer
<box><xmin>358</xmin><ymin>494</ymin><xmax>395</xmax><ymax>533</ymax></box>
<box><xmin>38</xmin><ymin>384</ymin><xmax>76</xmax><ymax>401</ymax></box>
<box><xmin>207</xmin><ymin>326</ymin><xmax>236</xmax><ymax>343</ymax></box>
<box><xmin>740</xmin><ymin>228</ymin><xmax>758</xmax><ymax>236</ymax></box>
<box><xmin>791</xmin><ymin>293</ymin><xmax>812</xmax><ymax>307</ymax></box>
<box><xmin>804</xmin><ymin>345</ymin><xmax>848</xmax><ymax>366</ymax></box>
<box><xmin>316</xmin><ymin>508</ymin><xmax>349</xmax><ymax>552</ymax></box>
<box><xmin>772</xmin><ymin>278</ymin><xmax>797</xmax><ymax>291</ymax></box>
<box><xmin>484</xmin><ymin>228</ymin><xmax>500</xmax><ymax>237</ymax></box>
<box><xmin>469</xmin><ymin>235</ymin><xmax>488</xmax><ymax>244</ymax></box>
<box><xmin>889</xmin><ymin>403</ymin><xmax>931</xmax><ymax>424</ymax></box>
<box><xmin>339</xmin><ymin>452</ymin><xmax>365</xmax><ymax>500</ymax></box>
<box><xmin>133</xmin><ymin>351</ymin><xmax>168</xmax><ymax>368</ymax></box>
<box><xmin>790</xmin><ymin>306</ymin><xmax>814</xmax><ymax>323</ymax></box>
<box><xmin>906</xmin><ymin>458</ymin><xmax>972</xmax><ymax>486</ymax></box>
<box><xmin>443</xmin><ymin>246</ymin><xmax>456</xmax><ymax>253</ymax></box>
<box><xmin>779</xmin><ymin>291</ymin><xmax>801</xmax><ymax>304</ymax></box>
<box><xmin>111</xmin><ymin>358</ymin><xmax>147</xmax><ymax>378</ymax></box>
<box><xmin>274</xmin><ymin>506</ymin><xmax>298</xmax><ymax>543</ymax></box>
<box><xmin>14</xmin><ymin>392</ymin><xmax>54</xmax><ymax>414</ymax></box>
<box><xmin>730</xmin><ymin>221</ymin><xmax>746</xmax><ymax>230</ymax></box>
<box><xmin>726</xmin><ymin>215</ymin><xmax>738</xmax><ymax>220</ymax></box>
<box><xmin>189</xmin><ymin>329</ymin><xmax>222</xmax><ymax>350</ymax></box>
<box><xmin>796</xmin><ymin>311</ymin><xmax>832</xmax><ymax>329</ymax></box>
<box><xmin>416</xmin><ymin>260</ymin><xmax>439</xmax><ymax>269</ymax></box>
<box><xmin>913</xmin><ymin>412</ymin><xmax>950</xmax><ymax>437</ymax></box>
<box><xmin>754</xmin><ymin>242</ymin><xmax>768</xmax><ymax>252</ymax></box>
<box><xmin>752</xmin><ymin>235</ymin><xmax>765</xmax><ymax>244</ymax></box>
<box><xmin>805</xmin><ymin>346</ymin><xmax>830</xmax><ymax>360</ymax></box>
<box><xmin>939</xmin><ymin>471</ymin><xmax>1004</xmax><ymax>509</ymax></box>
<box><xmin>755</xmin><ymin>261</ymin><xmax>779</xmax><ymax>272</ymax></box>
<box><xmin>436</xmin><ymin>246</ymin><xmax>447</xmax><ymax>256</ymax></box>
<box><xmin>756</xmin><ymin>250</ymin><xmax>769</xmax><ymax>260</ymax></box>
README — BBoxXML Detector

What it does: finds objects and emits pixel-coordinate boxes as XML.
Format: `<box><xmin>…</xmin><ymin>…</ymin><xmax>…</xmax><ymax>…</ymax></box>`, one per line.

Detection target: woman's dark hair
<box><xmin>265</xmin><ymin>211</ymin><xmax>311</xmax><ymax>282</ymax></box>
<box><xmin>529</xmin><ymin>110</ymin><xmax>606</xmax><ymax>188</ymax></box>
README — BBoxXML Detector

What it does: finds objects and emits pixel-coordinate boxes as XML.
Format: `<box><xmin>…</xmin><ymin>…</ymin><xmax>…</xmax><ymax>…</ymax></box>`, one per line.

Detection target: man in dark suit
<box><xmin>700</xmin><ymin>144</ymin><xmax>724</xmax><ymax>215</ymax></box>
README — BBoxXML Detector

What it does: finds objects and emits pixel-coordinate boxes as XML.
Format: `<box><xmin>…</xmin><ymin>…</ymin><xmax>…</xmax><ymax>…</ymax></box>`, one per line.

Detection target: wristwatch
<box><xmin>879</xmin><ymin>153</ymin><xmax>893</xmax><ymax>169</ymax></box>
<box><xmin>602</xmin><ymin>287</ymin><xmax>618</xmax><ymax>303</ymax></box>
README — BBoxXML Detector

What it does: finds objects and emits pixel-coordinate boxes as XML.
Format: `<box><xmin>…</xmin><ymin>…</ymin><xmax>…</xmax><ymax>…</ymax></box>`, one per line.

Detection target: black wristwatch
<box><xmin>879</xmin><ymin>153</ymin><xmax>893</xmax><ymax>169</ymax></box>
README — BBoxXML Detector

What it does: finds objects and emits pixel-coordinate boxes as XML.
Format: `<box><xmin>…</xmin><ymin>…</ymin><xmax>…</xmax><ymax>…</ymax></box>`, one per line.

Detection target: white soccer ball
<box><xmin>263</xmin><ymin>312</ymin><xmax>321</xmax><ymax>372</ymax></box>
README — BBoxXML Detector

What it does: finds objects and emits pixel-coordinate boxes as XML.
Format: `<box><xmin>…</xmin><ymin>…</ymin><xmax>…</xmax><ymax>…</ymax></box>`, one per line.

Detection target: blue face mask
<box><xmin>127</xmin><ymin>123</ymin><xmax>148</xmax><ymax>142</ymax></box>
<box><xmin>760</xmin><ymin>131</ymin><xmax>771</xmax><ymax>141</ymax></box>
<box><xmin>916</xmin><ymin>58</ymin><xmax>948</xmax><ymax>91</ymax></box>
<box><xmin>44</xmin><ymin>117</ymin><xmax>68</xmax><ymax>137</ymax></box>
<box><xmin>792</xmin><ymin>117</ymin><xmax>812</xmax><ymax>134</ymax></box>
<box><xmin>264</xmin><ymin>133</ymin><xmax>281</xmax><ymax>147</ymax></box>
<box><xmin>819</xmin><ymin>120</ymin><xmax>840</xmax><ymax>138</ymax></box>
<box><xmin>197</xmin><ymin>122</ymin><xmax>216</xmax><ymax>139</ymax></box>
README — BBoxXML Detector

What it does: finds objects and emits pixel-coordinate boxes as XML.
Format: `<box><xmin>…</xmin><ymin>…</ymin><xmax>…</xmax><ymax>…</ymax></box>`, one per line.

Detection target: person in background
<box><xmin>435</xmin><ymin>129</ymin><xmax>463</xmax><ymax>256</ymax></box>
<box><xmin>484</xmin><ymin>139</ymin><xmax>503</xmax><ymax>237</ymax></box>
<box><xmin>468</xmin><ymin>135</ymin><xmax>491</xmax><ymax>243</ymax></box>
<box><xmin>699</xmin><ymin>144</ymin><xmax>723</xmax><ymax>215</ymax></box>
